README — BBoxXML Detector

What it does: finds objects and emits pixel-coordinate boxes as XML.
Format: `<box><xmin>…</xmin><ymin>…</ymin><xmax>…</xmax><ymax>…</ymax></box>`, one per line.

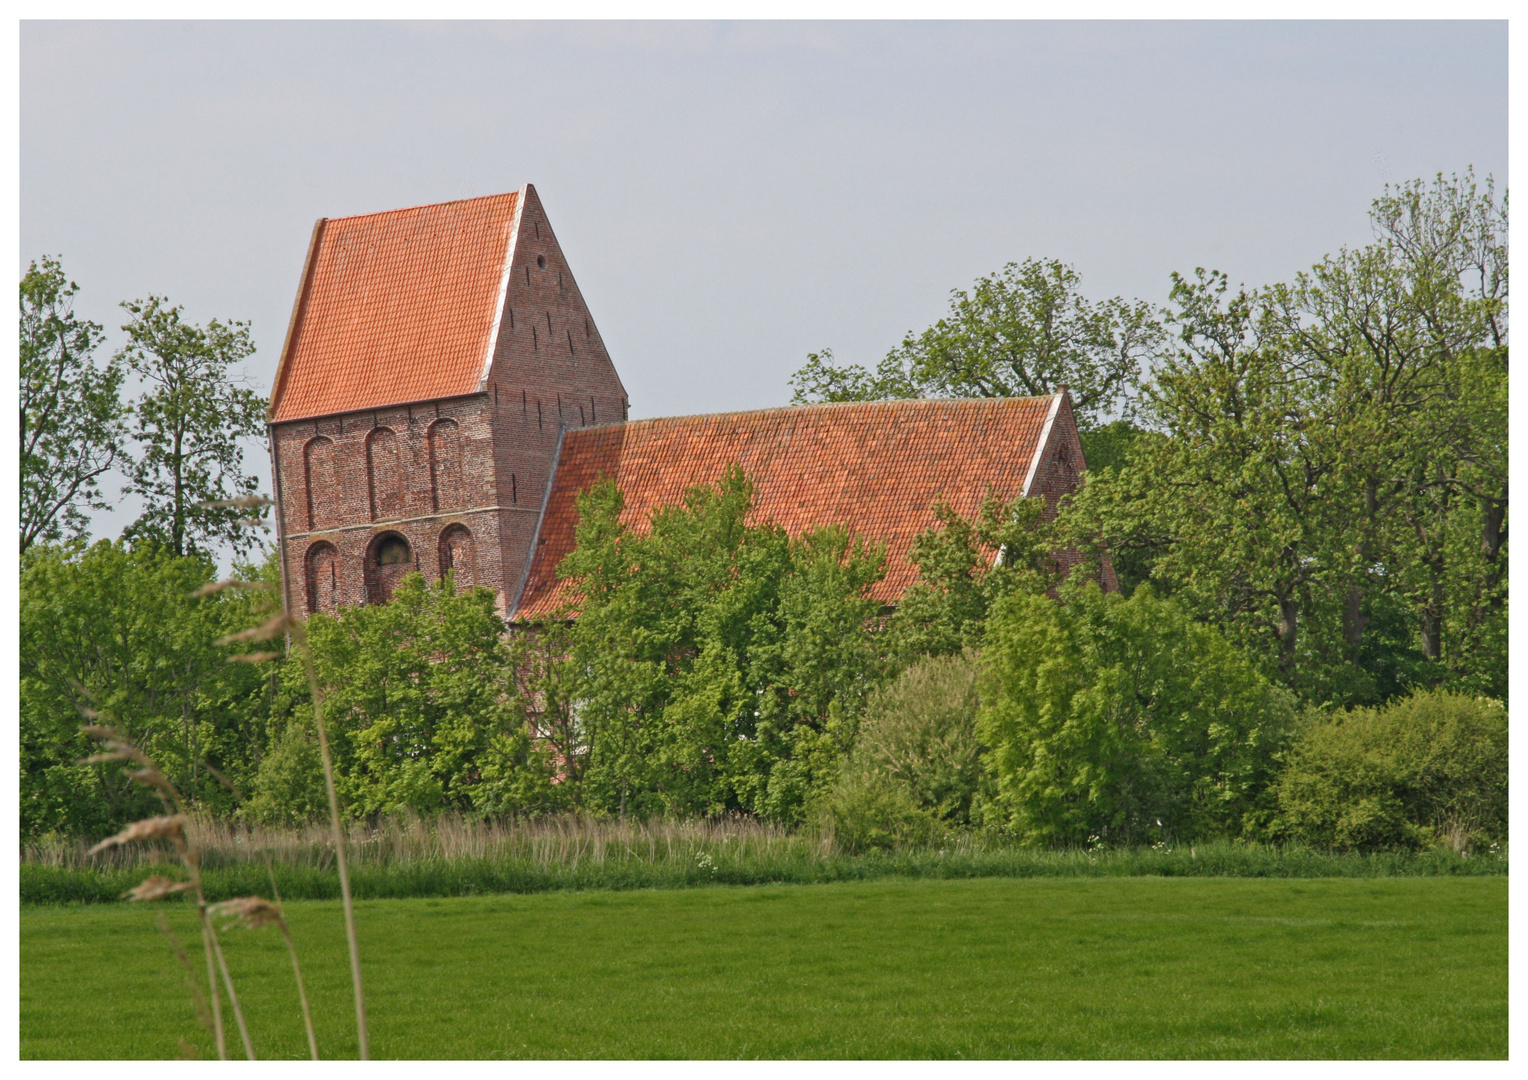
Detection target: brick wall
<box><xmin>272</xmin><ymin>394</ymin><xmax>508</xmax><ymax>616</ymax></box>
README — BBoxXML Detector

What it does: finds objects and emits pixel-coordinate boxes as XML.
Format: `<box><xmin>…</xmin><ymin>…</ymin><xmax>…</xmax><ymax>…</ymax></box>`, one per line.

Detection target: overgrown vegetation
<box><xmin>21</xmin><ymin>816</ymin><xmax>1505</xmax><ymax>906</ymax></box>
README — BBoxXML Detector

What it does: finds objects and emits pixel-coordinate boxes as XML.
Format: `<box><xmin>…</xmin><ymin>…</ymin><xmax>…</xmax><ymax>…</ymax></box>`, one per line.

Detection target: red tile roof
<box><xmin>513</xmin><ymin>396</ymin><xmax>1057</xmax><ymax>618</ymax></box>
<box><xmin>269</xmin><ymin>191</ymin><xmax>519</xmax><ymax>423</ymax></box>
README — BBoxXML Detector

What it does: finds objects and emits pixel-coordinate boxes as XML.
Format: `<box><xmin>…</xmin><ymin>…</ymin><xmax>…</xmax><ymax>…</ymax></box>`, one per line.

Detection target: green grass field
<box><xmin>21</xmin><ymin>876</ymin><xmax>1505</xmax><ymax>1059</ymax></box>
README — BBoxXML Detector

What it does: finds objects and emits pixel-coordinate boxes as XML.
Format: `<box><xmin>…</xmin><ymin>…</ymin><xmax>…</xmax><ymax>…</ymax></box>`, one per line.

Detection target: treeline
<box><xmin>20</xmin><ymin>467</ymin><xmax>1507</xmax><ymax>854</ymax></box>
<box><xmin>19</xmin><ymin>172</ymin><xmax>1507</xmax><ymax>854</ymax></box>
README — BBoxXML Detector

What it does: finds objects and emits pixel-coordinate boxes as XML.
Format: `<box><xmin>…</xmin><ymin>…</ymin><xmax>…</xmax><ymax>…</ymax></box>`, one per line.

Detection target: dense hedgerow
<box><xmin>1270</xmin><ymin>689</ymin><xmax>1508</xmax><ymax>852</ymax></box>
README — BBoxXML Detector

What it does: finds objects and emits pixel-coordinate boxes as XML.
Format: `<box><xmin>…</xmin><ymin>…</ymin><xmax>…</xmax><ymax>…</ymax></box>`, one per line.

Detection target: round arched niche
<box><xmin>365</xmin><ymin>531</ymin><xmax>414</xmax><ymax>605</ymax></box>
<box><xmin>304</xmin><ymin>436</ymin><xmax>338</xmax><ymax>530</ymax></box>
<box><xmin>304</xmin><ymin>541</ymin><xmax>340</xmax><ymax>615</ymax></box>
<box><xmin>428</xmin><ymin>418</ymin><xmax>463</xmax><ymax>513</ymax></box>
<box><xmin>438</xmin><ymin>524</ymin><xmax>474</xmax><ymax>590</ymax></box>
<box><xmin>366</xmin><ymin>426</ymin><xmax>401</xmax><ymax>521</ymax></box>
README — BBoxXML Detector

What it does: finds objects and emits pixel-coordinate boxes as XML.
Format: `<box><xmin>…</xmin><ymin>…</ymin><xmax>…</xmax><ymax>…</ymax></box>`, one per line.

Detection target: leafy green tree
<box><xmin>20</xmin><ymin>541</ymin><xmax>273</xmax><ymax>837</ymax></box>
<box><xmin>248</xmin><ymin>573</ymin><xmax>557</xmax><ymax>822</ymax></box>
<box><xmin>116</xmin><ymin>296</ymin><xmax>268</xmax><ymax>558</ymax></box>
<box><xmin>19</xmin><ymin>257</ymin><xmax>127</xmax><ymax>552</ymax></box>
<box><xmin>550</xmin><ymin>465</ymin><xmax>887</xmax><ymax>823</ymax></box>
<box><xmin>1059</xmin><ymin>172</ymin><xmax>1506</xmax><ymax>704</ymax></box>
<box><xmin>978</xmin><ymin>581</ymin><xmax>1295</xmax><ymax>846</ymax></box>
<box><xmin>884</xmin><ymin>490</ymin><xmax>1053</xmax><ymax>662</ymax></box>
<box><xmin>1270</xmin><ymin>689</ymin><xmax>1507</xmax><ymax>851</ymax></box>
<box><xmin>790</xmin><ymin>258</ymin><xmax>1163</xmax><ymax>429</ymax></box>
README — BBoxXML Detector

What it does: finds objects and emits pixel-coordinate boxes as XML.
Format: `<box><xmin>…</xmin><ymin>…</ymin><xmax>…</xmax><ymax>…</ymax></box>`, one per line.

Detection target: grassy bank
<box><xmin>21</xmin><ymin>876</ymin><xmax>1507</xmax><ymax>1058</ymax></box>
<box><xmin>21</xmin><ymin>814</ymin><xmax>1505</xmax><ymax>904</ymax></box>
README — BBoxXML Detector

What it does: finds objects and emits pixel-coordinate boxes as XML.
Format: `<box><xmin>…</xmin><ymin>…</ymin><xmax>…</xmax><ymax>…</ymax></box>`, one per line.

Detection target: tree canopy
<box><xmin>116</xmin><ymin>296</ymin><xmax>268</xmax><ymax>559</ymax></box>
<box><xmin>551</xmin><ymin>465</ymin><xmax>889</xmax><ymax>823</ymax></box>
<box><xmin>790</xmin><ymin>257</ymin><xmax>1162</xmax><ymax>429</ymax></box>
<box><xmin>19</xmin><ymin>258</ymin><xmax>126</xmax><ymax>553</ymax></box>
<box><xmin>1058</xmin><ymin>171</ymin><xmax>1507</xmax><ymax>706</ymax></box>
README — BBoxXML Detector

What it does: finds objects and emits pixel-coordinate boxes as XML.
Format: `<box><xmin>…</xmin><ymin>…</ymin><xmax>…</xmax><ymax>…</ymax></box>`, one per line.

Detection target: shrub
<box><xmin>978</xmin><ymin>581</ymin><xmax>1295</xmax><ymax>846</ymax></box>
<box><xmin>1271</xmin><ymin>689</ymin><xmax>1508</xmax><ymax>852</ymax></box>
<box><xmin>818</xmin><ymin>769</ymin><xmax>941</xmax><ymax>855</ymax></box>
<box><xmin>849</xmin><ymin>651</ymin><xmax>986</xmax><ymax>824</ymax></box>
<box><xmin>20</xmin><ymin>540</ymin><xmax>276</xmax><ymax>837</ymax></box>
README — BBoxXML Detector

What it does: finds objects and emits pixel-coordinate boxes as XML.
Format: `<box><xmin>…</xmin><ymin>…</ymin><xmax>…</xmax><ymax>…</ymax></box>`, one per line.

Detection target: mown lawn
<box><xmin>21</xmin><ymin>876</ymin><xmax>1506</xmax><ymax>1059</ymax></box>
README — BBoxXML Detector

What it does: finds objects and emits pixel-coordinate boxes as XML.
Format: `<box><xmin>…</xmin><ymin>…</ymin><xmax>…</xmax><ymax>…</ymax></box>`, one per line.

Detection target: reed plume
<box><xmin>81</xmin><ymin>722</ymin><xmax>253</xmax><ymax>1060</ymax></box>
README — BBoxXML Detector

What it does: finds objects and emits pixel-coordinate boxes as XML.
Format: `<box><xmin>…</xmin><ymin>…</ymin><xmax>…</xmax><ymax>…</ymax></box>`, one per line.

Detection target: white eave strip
<box><xmin>1020</xmin><ymin>390</ymin><xmax>1065</xmax><ymax>499</ymax></box>
<box><xmin>478</xmin><ymin>184</ymin><xmax>528</xmax><ymax>391</ymax></box>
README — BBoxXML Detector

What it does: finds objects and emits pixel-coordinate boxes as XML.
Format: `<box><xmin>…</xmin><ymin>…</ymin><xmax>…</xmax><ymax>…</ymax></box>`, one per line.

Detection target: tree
<box><xmin>790</xmin><ymin>258</ymin><xmax>1163</xmax><ymax>430</ymax></box>
<box><xmin>20</xmin><ymin>541</ymin><xmax>274</xmax><ymax>837</ymax></box>
<box><xmin>978</xmin><ymin>581</ymin><xmax>1295</xmax><ymax>847</ymax></box>
<box><xmin>247</xmin><ymin>573</ymin><xmax>557</xmax><ymax>822</ymax></box>
<box><xmin>883</xmin><ymin>489</ymin><xmax>1054</xmax><ymax>663</ymax></box>
<box><xmin>19</xmin><ymin>257</ymin><xmax>126</xmax><ymax>553</ymax></box>
<box><xmin>116</xmin><ymin>296</ymin><xmax>268</xmax><ymax>558</ymax></box>
<box><xmin>549</xmin><ymin>465</ymin><xmax>888</xmax><ymax>823</ymax></box>
<box><xmin>1058</xmin><ymin>172</ymin><xmax>1507</xmax><ymax>705</ymax></box>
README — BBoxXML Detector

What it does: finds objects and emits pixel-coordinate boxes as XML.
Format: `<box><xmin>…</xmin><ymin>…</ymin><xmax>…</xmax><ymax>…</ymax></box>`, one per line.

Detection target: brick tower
<box><xmin>267</xmin><ymin>184</ymin><xmax>628</xmax><ymax>617</ymax></box>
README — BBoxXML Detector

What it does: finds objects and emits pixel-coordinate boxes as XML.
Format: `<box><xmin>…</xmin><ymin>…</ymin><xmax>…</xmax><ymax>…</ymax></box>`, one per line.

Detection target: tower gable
<box><xmin>480</xmin><ymin>184</ymin><xmax>628</xmax><ymax>427</ymax></box>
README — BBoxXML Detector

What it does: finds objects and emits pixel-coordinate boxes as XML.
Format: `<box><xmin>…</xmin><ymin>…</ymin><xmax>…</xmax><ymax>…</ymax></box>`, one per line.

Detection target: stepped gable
<box><xmin>269</xmin><ymin>190</ymin><xmax>520</xmax><ymax>423</ymax></box>
<box><xmin>512</xmin><ymin>395</ymin><xmax>1058</xmax><ymax>619</ymax></box>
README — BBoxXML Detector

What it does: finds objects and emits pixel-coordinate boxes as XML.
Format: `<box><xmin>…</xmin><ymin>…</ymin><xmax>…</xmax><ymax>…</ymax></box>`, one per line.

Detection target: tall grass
<box><xmin>22</xmin><ymin>812</ymin><xmax>1505</xmax><ymax>906</ymax></box>
<box><xmin>27</xmin><ymin>812</ymin><xmax>820</xmax><ymax>874</ymax></box>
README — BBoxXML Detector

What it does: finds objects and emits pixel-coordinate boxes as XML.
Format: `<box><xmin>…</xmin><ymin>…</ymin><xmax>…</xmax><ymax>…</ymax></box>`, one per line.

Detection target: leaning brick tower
<box><xmin>266</xmin><ymin>184</ymin><xmax>627</xmax><ymax>617</ymax></box>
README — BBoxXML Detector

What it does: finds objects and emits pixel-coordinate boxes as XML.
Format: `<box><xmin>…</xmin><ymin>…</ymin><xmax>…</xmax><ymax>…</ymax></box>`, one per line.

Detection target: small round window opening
<box><xmin>377</xmin><ymin>535</ymin><xmax>412</xmax><ymax>566</ymax></box>
<box><xmin>536</xmin><ymin>255</ymin><xmax>546</xmax><ymax>269</ymax></box>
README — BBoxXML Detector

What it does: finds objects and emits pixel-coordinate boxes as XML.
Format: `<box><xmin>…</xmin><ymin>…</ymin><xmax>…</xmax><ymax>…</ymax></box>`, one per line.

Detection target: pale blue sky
<box><xmin>21</xmin><ymin>20</ymin><xmax>1508</xmax><ymax>554</ymax></box>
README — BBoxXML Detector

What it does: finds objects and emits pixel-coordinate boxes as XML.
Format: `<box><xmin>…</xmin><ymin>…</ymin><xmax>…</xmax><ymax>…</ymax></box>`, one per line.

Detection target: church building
<box><xmin>266</xmin><ymin>185</ymin><xmax>1104</xmax><ymax>622</ymax></box>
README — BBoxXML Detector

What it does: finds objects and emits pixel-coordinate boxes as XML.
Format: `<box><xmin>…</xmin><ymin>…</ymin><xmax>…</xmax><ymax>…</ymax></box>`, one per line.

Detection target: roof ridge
<box><xmin>603</xmin><ymin>395</ymin><xmax>1055</xmax><ymax>430</ymax></box>
<box><xmin>321</xmin><ymin>189</ymin><xmax>519</xmax><ymax>225</ymax></box>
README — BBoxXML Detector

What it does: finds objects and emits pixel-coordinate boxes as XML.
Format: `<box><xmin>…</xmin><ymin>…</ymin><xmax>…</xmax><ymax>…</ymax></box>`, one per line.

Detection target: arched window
<box><xmin>428</xmin><ymin>418</ymin><xmax>463</xmax><ymax>513</ymax></box>
<box><xmin>367</xmin><ymin>427</ymin><xmax>401</xmax><ymax>521</ymax></box>
<box><xmin>365</xmin><ymin>531</ymin><xmax>413</xmax><ymax>604</ymax></box>
<box><xmin>304</xmin><ymin>541</ymin><xmax>339</xmax><ymax>615</ymax></box>
<box><xmin>304</xmin><ymin>436</ymin><xmax>337</xmax><ymax>530</ymax></box>
<box><xmin>438</xmin><ymin>524</ymin><xmax>474</xmax><ymax>590</ymax></box>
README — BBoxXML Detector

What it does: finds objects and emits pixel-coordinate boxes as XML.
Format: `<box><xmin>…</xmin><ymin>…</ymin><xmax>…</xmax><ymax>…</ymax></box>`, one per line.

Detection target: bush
<box><xmin>978</xmin><ymin>581</ymin><xmax>1295</xmax><ymax>846</ymax></box>
<box><xmin>1271</xmin><ymin>689</ymin><xmax>1508</xmax><ymax>852</ymax></box>
<box><xmin>552</xmin><ymin>466</ymin><xmax>887</xmax><ymax>823</ymax></box>
<box><xmin>818</xmin><ymin>769</ymin><xmax>941</xmax><ymax>855</ymax></box>
<box><xmin>849</xmin><ymin>651</ymin><xmax>986</xmax><ymax>824</ymax></box>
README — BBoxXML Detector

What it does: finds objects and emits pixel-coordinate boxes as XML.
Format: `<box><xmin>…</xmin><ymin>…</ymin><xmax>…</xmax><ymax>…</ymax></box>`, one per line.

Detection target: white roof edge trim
<box><xmin>478</xmin><ymin>184</ymin><xmax>528</xmax><ymax>390</ymax></box>
<box><xmin>1019</xmin><ymin>389</ymin><xmax>1065</xmax><ymax>499</ymax></box>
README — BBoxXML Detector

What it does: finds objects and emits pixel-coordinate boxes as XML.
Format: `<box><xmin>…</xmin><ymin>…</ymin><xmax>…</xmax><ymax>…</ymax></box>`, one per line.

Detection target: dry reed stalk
<box><xmin>81</xmin><ymin>724</ymin><xmax>248</xmax><ymax>1059</ymax></box>
<box><xmin>206</xmin><ymin>543</ymin><xmax>370</xmax><ymax>1061</ymax></box>
<box><xmin>214</xmin><ymin>893</ymin><xmax>320</xmax><ymax>1060</ymax></box>
<box><xmin>155</xmin><ymin>912</ymin><xmax>213</xmax><ymax>1041</ymax></box>
<box><xmin>30</xmin><ymin>808</ymin><xmax>824</xmax><ymax>875</ymax></box>
<box><xmin>207</xmin><ymin>919</ymin><xmax>256</xmax><ymax>1059</ymax></box>
<box><xmin>288</xmin><ymin>616</ymin><xmax>369</xmax><ymax>1059</ymax></box>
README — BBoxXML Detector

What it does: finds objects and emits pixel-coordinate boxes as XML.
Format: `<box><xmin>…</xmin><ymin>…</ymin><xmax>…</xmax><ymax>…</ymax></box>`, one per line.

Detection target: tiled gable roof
<box><xmin>513</xmin><ymin>396</ymin><xmax>1058</xmax><ymax>619</ymax></box>
<box><xmin>269</xmin><ymin>191</ymin><xmax>519</xmax><ymax>423</ymax></box>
